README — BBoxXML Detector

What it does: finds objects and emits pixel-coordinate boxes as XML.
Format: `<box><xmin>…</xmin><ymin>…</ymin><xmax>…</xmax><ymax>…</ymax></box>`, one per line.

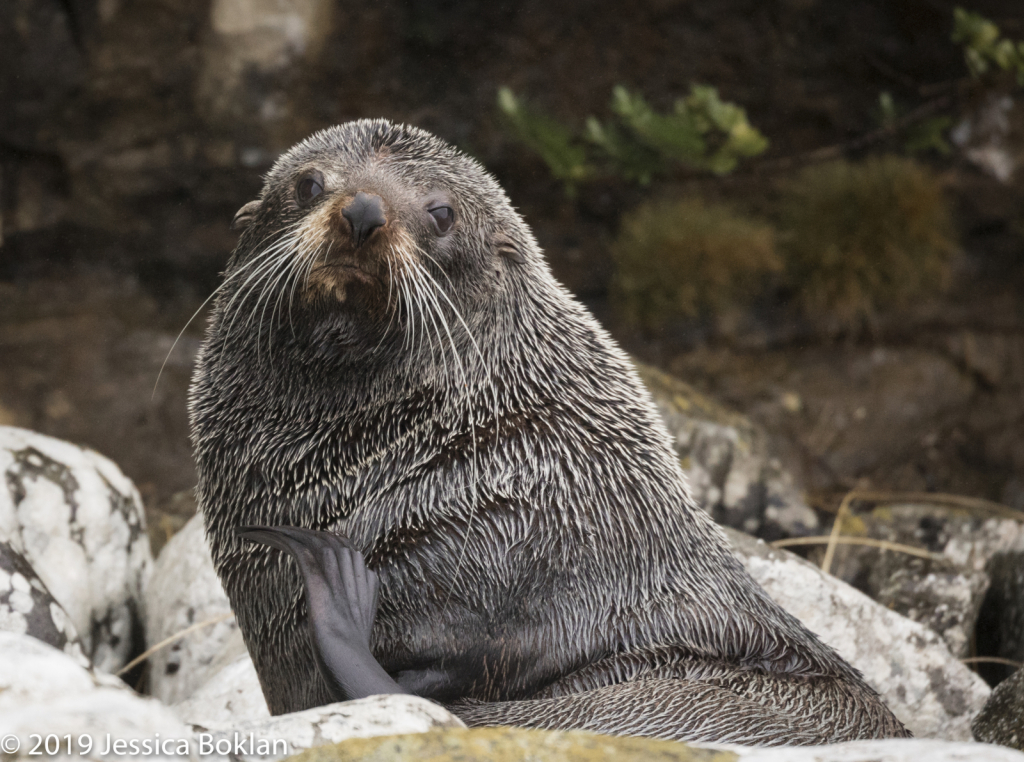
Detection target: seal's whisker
<box><xmin>233</xmin><ymin>241</ymin><xmax>297</xmax><ymax>363</ymax></box>
<box><xmin>256</xmin><ymin>246</ymin><xmax>304</xmax><ymax>363</ymax></box>
<box><xmin>413</xmin><ymin>263</ymin><xmax>467</xmax><ymax>390</ymax></box>
<box><xmin>153</xmin><ymin>261</ymin><xmax>253</xmax><ymax>399</ymax></box>
<box><xmin>287</xmin><ymin>235</ymin><xmax>325</xmax><ymax>339</ymax></box>
<box><xmin>408</xmin><ymin>265</ymin><xmax>443</xmax><ymax>379</ymax></box>
<box><xmin>221</xmin><ymin>234</ymin><xmax>299</xmax><ymax>343</ymax></box>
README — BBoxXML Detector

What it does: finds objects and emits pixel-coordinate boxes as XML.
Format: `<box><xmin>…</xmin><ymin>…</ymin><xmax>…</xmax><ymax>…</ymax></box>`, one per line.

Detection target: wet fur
<box><xmin>189</xmin><ymin>119</ymin><xmax>909</xmax><ymax>744</ymax></box>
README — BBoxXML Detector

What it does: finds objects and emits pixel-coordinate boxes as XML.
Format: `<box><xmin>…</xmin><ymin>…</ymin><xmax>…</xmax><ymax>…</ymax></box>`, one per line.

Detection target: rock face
<box><xmin>0</xmin><ymin>426</ymin><xmax>151</xmax><ymax>672</ymax></box>
<box><xmin>973</xmin><ymin>668</ymin><xmax>1024</xmax><ymax>751</ymax></box>
<box><xmin>723</xmin><ymin>527</ymin><xmax>991</xmax><ymax>741</ymax></box>
<box><xmin>146</xmin><ymin>514</ymin><xmax>240</xmax><ymax>704</ymax></box>
<box><xmin>0</xmin><ymin>538</ymin><xmax>87</xmax><ymax>664</ymax></box>
<box><xmin>636</xmin><ymin>363</ymin><xmax>818</xmax><ymax>538</ymax></box>
<box><xmin>0</xmin><ymin>631</ymin><xmax>197</xmax><ymax>762</ymax></box>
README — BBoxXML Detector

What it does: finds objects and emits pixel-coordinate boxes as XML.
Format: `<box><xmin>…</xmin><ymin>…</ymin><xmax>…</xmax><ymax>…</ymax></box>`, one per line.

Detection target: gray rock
<box><xmin>173</xmin><ymin>651</ymin><xmax>269</xmax><ymax>726</ymax></box>
<box><xmin>0</xmin><ymin>538</ymin><xmax>87</xmax><ymax>665</ymax></box>
<box><xmin>973</xmin><ymin>668</ymin><xmax>1024</xmax><ymax>750</ymax></box>
<box><xmin>724</xmin><ymin>527</ymin><xmax>991</xmax><ymax>741</ymax></box>
<box><xmin>636</xmin><ymin>363</ymin><xmax>818</xmax><ymax>538</ymax></box>
<box><xmin>146</xmin><ymin>514</ymin><xmax>240</xmax><ymax>704</ymax></box>
<box><xmin>189</xmin><ymin>695</ymin><xmax>464</xmax><ymax>762</ymax></box>
<box><xmin>0</xmin><ymin>631</ymin><xmax>197</xmax><ymax>761</ymax></box>
<box><xmin>0</xmin><ymin>426</ymin><xmax>151</xmax><ymax>672</ymax></box>
<box><xmin>825</xmin><ymin>503</ymin><xmax>1024</xmax><ymax>668</ymax></box>
<box><xmin>868</xmin><ymin>555</ymin><xmax>989</xmax><ymax>658</ymax></box>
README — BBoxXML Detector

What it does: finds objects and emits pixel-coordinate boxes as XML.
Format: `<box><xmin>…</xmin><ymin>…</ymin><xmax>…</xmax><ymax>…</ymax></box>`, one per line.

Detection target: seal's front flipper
<box><xmin>237</xmin><ymin>525</ymin><xmax>409</xmax><ymax>702</ymax></box>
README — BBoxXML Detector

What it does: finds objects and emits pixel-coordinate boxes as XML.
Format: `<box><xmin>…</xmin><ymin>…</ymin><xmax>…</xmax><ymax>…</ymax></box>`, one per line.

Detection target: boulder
<box><xmin>146</xmin><ymin>514</ymin><xmax>240</xmax><ymax>704</ymax></box>
<box><xmin>824</xmin><ymin>502</ymin><xmax>1024</xmax><ymax>683</ymax></box>
<box><xmin>724</xmin><ymin>527</ymin><xmax>990</xmax><ymax>741</ymax></box>
<box><xmin>0</xmin><ymin>537</ymin><xmax>87</xmax><ymax>664</ymax></box>
<box><xmin>189</xmin><ymin>695</ymin><xmax>463</xmax><ymax>762</ymax></box>
<box><xmin>0</xmin><ymin>631</ymin><xmax>196</xmax><ymax>761</ymax></box>
<box><xmin>636</xmin><ymin>363</ymin><xmax>818</xmax><ymax>538</ymax></box>
<box><xmin>973</xmin><ymin>667</ymin><xmax>1024</xmax><ymax>750</ymax></box>
<box><xmin>173</xmin><ymin>650</ymin><xmax>269</xmax><ymax>726</ymax></box>
<box><xmin>0</xmin><ymin>426</ymin><xmax>151</xmax><ymax>672</ymax></box>
<box><xmin>276</xmin><ymin>728</ymin><xmax>1024</xmax><ymax>762</ymax></box>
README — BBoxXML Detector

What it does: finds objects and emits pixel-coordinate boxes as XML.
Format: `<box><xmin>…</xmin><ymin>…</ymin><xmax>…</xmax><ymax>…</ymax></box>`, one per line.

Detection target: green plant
<box><xmin>780</xmin><ymin>156</ymin><xmax>958</xmax><ymax>329</ymax></box>
<box><xmin>497</xmin><ymin>87</ymin><xmax>592</xmax><ymax>190</ymax></box>
<box><xmin>953</xmin><ymin>7</ymin><xmax>1024</xmax><ymax>85</ymax></box>
<box><xmin>497</xmin><ymin>85</ymin><xmax>768</xmax><ymax>191</ymax></box>
<box><xmin>610</xmin><ymin>197</ymin><xmax>780</xmax><ymax>329</ymax></box>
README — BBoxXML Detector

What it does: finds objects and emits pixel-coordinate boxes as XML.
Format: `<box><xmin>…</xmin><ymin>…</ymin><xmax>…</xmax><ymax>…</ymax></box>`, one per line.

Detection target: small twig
<box><xmin>771</xmin><ymin>535</ymin><xmax>945</xmax><ymax>561</ymax></box>
<box><xmin>821</xmin><ymin>490</ymin><xmax>855</xmax><ymax>576</ymax></box>
<box><xmin>960</xmin><ymin>656</ymin><xmax>1023</xmax><ymax>669</ymax></box>
<box><xmin>115</xmin><ymin>612</ymin><xmax>234</xmax><ymax>677</ymax></box>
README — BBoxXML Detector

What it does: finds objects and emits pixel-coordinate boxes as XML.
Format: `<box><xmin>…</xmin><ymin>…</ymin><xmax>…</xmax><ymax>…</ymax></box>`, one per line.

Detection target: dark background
<box><xmin>2</xmin><ymin>0</ymin><xmax>1023</xmax><ymax>540</ymax></box>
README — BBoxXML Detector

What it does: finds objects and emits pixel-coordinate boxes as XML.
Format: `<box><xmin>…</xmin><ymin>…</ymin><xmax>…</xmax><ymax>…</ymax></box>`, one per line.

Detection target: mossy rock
<box><xmin>287</xmin><ymin>727</ymin><xmax>736</xmax><ymax>762</ymax></box>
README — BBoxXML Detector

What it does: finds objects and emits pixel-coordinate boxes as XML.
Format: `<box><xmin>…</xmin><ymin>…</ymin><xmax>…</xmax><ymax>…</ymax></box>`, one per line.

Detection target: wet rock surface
<box><xmin>973</xmin><ymin>668</ymin><xmax>1024</xmax><ymax>751</ymax></box>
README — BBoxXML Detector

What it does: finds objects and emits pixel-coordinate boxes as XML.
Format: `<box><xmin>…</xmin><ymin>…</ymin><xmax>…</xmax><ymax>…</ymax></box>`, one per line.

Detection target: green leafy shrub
<box><xmin>780</xmin><ymin>156</ymin><xmax>958</xmax><ymax>328</ymax></box>
<box><xmin>610</xmin><ymin>198</ymin><xmax>780</xmax><ymax>329</ymax></box>
<box><xmin>953</xmin><ymin>7</ymin><xmax>1024</xmax><ymax>84</ymax></box>
<box><xmin>497</xmin><ymin>85</ymin><xmax>768</xmax><ymax>192</ymax></box>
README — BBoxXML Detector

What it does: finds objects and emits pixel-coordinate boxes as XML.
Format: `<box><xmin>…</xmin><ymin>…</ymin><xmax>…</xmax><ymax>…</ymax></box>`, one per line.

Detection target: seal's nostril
<box><xmin>341</xmin><ymin>192</ymin><xmax>386</xmax><ymax>246</ymax></box>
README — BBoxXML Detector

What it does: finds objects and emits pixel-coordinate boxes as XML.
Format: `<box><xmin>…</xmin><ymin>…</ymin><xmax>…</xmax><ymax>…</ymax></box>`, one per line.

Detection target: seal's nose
<box><xmin>341</xmin><ymin>192</ymin><xmax>386</xmax><ymax>247</ymax></box>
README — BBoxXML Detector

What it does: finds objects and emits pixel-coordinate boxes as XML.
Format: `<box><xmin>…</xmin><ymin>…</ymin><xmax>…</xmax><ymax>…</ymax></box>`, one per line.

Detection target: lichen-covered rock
<box><xmin>173</xmin><ymin>650</ymin><xmax>269</xmax><ymax>726</ymax></box>
<box><xmin>973</xmin><ymin>668</ymin><xmax>1024</xmax><ymax>750</ymax></box>
<box><xmin>824</xmin><ymin>502</ymin><xmax>1024</xmax><ymax>681</ymax></box>
<box><xmin>0</xmin><ymin>631</ymin><xmax>196</xmax><ymax>761</ymax></box>
<box><xmin>734</xmin><ymin>738</ymin><xmax>1024</xmax><ymax>761</ymax></box>
<box><xmin>868</xmin><ymin>555</ymin><xmax>989</xmax><ymax>658</ymax></box>
<box><xmin>723</xmin><ymin>527</ymin><xmax>990</xmax><ymax>741</ymax></box>
<box><xmin>287</xmin><ymin>727</ymin><xmax>722</xmax><ymax>762</ymax></box>
<box><xmin>146</xmin><ymin>514</ymin><xmax>240</xmax><ymax>704</ymax></box>
<box><xmin>0</xmin><ymin>538</ymin><xmax>87</xmax><ymax>664</ymax></box>
<box><xmin>0</xmin><ymin>426</ymin><xmax>151</xmax><ymax>672</ymax></box>
<box><xmin>192</xmin><ymin>695</ymin><xmax>464</xmax><ymax>762</ymax></box>
<box><xmin>281</xmin><ymin>728</ymin><xmax>1024</xmax><ymax>762</ymax></box>
<box><xmin>635</xmin><ymin>363</ymin><xmax>818</xmax><ymax>538</ymax></box>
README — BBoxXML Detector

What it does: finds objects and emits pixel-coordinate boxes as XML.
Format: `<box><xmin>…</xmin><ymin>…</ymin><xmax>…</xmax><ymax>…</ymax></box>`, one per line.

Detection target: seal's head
<box><xmin>221</xmin><ymin>120</ymin><xmax>532</xmax><ymax>367</ymax></box>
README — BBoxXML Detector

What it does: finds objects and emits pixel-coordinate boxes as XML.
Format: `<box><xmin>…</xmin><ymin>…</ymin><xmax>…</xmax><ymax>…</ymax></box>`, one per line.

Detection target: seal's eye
<box><xmin>296</xmin><ymin>172</ymin><xmax>324</xmax><ymax>206</ymax></box>
<box><xmin>428</xmin><ymin>205</ymin><xmax>455</xmax><ymax>235</ymax></box>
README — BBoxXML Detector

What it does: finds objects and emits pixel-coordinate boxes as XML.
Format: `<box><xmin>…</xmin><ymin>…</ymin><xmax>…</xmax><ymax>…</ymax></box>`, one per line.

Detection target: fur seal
<box><xmin>189</xmin><ymin>119</ymin><xmax>909</xmax><ymax>744</ymax></box>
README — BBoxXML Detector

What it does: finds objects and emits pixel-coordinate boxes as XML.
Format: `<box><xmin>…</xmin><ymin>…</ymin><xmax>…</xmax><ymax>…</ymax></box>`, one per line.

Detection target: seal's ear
<box><xmin>232</xmin><ymin>200</ymin><xmax>262</xmax><ymax>231</ymax></box>
<box><xmin>493</xmin><ymin>231</ymin><xmax>527</xmax><ymax>265</ymax></box>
